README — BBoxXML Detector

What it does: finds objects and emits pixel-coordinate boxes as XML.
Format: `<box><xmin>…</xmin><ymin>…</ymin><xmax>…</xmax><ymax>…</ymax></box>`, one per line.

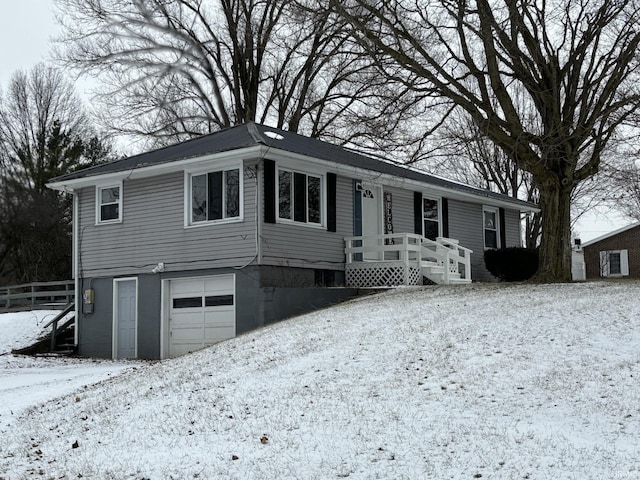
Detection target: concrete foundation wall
<box><xmin>77</xmin><ymin>265</ymin><xmax>359</xmax><ymax>359</ymax></box>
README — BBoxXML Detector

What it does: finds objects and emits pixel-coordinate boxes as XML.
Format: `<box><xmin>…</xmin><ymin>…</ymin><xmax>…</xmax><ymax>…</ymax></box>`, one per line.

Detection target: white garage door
<box><xmin>169</xmin><ymin>275</ymin><xmax>236</xmax><ymax>357</ymax></box>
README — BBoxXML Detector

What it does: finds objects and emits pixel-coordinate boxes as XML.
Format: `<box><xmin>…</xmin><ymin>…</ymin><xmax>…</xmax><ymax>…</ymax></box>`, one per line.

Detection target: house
<box><xmin>581</xmin><ymin>222</ymin><xmax>640</xmax><ymax>279</ymax></box>
<box><xmin>47</xmin><ymin>122</ymin><xmax>537</xmax><ymax>360</ymax></box>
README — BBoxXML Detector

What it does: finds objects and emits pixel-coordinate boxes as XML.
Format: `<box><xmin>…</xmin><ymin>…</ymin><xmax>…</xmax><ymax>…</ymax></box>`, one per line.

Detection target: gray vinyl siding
<box><xmin>385</xmin><ymin>186</ymin><xmax>414</xmax><ymax>235</ymax></box>
<box><xmin>77</xmin><ymin>168</ymin><xmax>257</xmax><ymax>278</ymax></box>
<box><xmin>447</xmin><ymin>199</ymin><xmax>523</xmax><ymax>281</ymax></box>
<box><xmin>503</xmin><ymin>208</ymin><xmax>522</xmax><ymax>247</ymax></box>
<box><xmin>447</xmin><ymin>199</ymin><xmax>493</xmax><ymax>281</ymax></box>
<box><xmin>261</xmin><ymin>174</ymin><xmax>353</xmax><ymax>269</ymax></box>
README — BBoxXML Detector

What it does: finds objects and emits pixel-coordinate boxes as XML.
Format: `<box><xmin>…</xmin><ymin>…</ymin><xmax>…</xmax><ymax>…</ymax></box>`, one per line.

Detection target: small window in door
<box><xmin>173</xmin><ymin>297</ymin><xmax>203</xmax><ymax>309</ymax></box>
<box><xmin>205</xmin><ymin>295</ymin><xmax>234</xmax><ymax>307</ymax></box>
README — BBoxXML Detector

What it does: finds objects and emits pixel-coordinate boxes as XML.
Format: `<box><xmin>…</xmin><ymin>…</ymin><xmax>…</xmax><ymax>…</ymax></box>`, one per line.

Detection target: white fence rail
<box><xmin>0</xmin><ymin>280</ymin><xmax>75</xmax><ymax>312</ymax></box>
<box><xmin>344</xmin><ymin>233</ymin><xmax>472</xmax><ymax>287</ymax></box>
<box><xmin>421</xmin><ymin>237</ymin><xmax>473</xmax><ymax>283</ymax></box>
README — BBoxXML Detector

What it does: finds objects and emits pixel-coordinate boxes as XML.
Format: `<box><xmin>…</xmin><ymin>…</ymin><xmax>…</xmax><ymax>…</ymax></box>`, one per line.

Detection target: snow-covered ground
<box><xmin>1</xmin><ymin>282</ymin><xmax>639</xmax><ymax>479</ymax></box>
<box><xmin>0</xmin><ymin>310</ymin><xmax>140</xmax><ymax>437</ymax></box>
<box><xmin>0</xmin><ymin>310</ymin><xmax>63</xmax><ymax>355</ymax></box>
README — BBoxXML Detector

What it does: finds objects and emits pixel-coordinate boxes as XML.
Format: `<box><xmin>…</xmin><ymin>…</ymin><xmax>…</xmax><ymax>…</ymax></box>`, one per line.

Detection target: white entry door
<box><xmin>168</xmin><ymin>275</ymin><xmax>236</xmax><ymax>357</ymax></box>
<box><xmin>114</xmin><ymin>278</ymin><xmax>137</xmax><ymax>359</ymax></box>
<box><xmin>361</xmin><ymin>183</ymin><xmax>382</xmax><ymax>260</ymax></box>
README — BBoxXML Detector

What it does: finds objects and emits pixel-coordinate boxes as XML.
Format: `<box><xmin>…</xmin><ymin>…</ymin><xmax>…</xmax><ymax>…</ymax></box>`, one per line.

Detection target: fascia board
<box><xmin>47</xmin><ymin>142</ymin><xmax>538</xmax><ymax>212</ymax></box>
<box><xmin>46</xmin><ymin>146</ymin><xmax>265</xmax><ymax>191</ymax></box>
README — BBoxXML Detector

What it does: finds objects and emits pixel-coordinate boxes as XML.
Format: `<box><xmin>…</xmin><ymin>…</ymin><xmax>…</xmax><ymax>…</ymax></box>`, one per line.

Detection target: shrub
<box><xmin>484</xmin><ymin>247</ymin><xmax>539</xmax><ymax>281</ymax></box>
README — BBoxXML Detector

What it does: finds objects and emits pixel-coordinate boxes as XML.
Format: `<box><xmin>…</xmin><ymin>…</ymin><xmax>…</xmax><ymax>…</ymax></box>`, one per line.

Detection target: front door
<box><xmin>114</xmin><ymin>279</ymin><xmax>137</xmax><ymax>359</ymax></box>
<box><xmin>361</xmin><ymin>183</ymin><xmax>382</xmax><ymax>260</ymax></box>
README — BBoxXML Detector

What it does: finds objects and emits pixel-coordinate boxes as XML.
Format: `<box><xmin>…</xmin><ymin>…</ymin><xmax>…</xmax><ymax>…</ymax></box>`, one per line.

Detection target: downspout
<box><xmin>72</xmin><ymin>190</ymin><xmax>79</xmax><ymax>346</ymax></box>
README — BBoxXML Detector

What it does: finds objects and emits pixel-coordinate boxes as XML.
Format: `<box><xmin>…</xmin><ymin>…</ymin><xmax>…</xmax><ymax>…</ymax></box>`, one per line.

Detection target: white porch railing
<box><xmin>344</xmin><ymin>233</ymin><xmax>472</xmax><ymax>287</ymax></box>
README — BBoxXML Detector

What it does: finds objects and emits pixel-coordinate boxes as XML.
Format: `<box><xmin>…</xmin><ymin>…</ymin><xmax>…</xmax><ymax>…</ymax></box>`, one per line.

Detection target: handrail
<box><xmin>421</xmin><ymin>236</ymin><xmax>473</xmax><ymax>282</ymax></box>
<box><xmin>42</xmin><ymin>303</ymin><xmax>76</xmax><ymax>352</ymax></box>
<box><xmin>42</xmin><ymin>303</ymin><xmax>76</xmax><ymax>329</ymax></box>
<box><xmin>345</xmin><ymin>233</ymin><xmax>473</xmax><ymax>284</ymax></box>
<box><xmin>345</xmin><ymin>233</ymin><xmax>423</xmax><ymax>263</ymax></box>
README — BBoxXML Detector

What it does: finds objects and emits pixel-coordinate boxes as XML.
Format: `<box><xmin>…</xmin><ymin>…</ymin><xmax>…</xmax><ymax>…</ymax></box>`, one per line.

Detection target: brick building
<box><xmin>582</xmin><ymin>222</ymin><xmax>640</xmax><ymax>279</ymax></box>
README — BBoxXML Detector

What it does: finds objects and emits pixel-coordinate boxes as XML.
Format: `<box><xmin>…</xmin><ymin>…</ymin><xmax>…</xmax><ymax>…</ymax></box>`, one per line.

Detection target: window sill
<box><xmin>276</xmin><ymin>219</ymin><xmax>326</xmax><ymax>230</ymax></box>
<box><xmin>95</xmin><ymin>219</ymin><xmax>123</xmax><ymax>226</ymax></box>
<box><xmin>184</xmin><ymin>217</ymin><xmax>244</xmax><ymax>229</ymax></box>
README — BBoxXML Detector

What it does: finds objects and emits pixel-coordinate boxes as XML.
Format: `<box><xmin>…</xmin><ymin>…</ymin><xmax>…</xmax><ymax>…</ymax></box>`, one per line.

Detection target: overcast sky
<box><xmin>0</xmin><ymin>1</ymin><xmax>60</xmax><ymax>89</ymax></box>
<box><xmin>0</xmin><ymin>0</ymin><xmax>631</xmax><ymax>240</ymax></box>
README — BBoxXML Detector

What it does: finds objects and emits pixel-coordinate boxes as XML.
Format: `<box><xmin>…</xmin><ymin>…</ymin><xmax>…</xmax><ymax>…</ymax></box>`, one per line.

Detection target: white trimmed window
<box><xmin>278</xmin><ymin>168</ymin><xmax>323</xmax><ymax>226</ymax></box>
<box><xmin>96</xmin><ymin>184</ymin><xmax>122</xmax><ymax>224</ymax></box>
<box><xmin>599</xmin><ymin>250</ymin><xmax>629</xmax><ymax>277</ymax></box>
<box><xmin>483</xmin><ymin>206</ymin><xmax>500</xmax><ymax>249</ymax></box>
<box><xmin>188</xmin><ymin>167</ymin><xmax>242</xmax><ymax>225</ymax></box>
<box><xmin>422</xmin><ymin>197</ymin><xmax>440</xmax><ymax>240</ymax></box>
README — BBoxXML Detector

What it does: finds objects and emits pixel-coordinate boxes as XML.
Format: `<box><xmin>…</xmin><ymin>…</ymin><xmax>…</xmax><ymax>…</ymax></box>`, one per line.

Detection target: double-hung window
<box><xmin>278</xmin><ymin>168</ymin><xmax>322</xmax><ymax>226</ymax></box>
<box><xmin>600</xmin><ymin>250</ymin><xmax>629</xmax><ymax>277</ymax></box>
<box><xmin>423</xmin><ymin>197</ymin><xmax>440</xmax><ymax>240</ymax></box>
<box><xmin>96</xmin><ymin>184</ymin><xmax>122</xmax><ymax>224</ymax></box>
<box><xmin>483</xmin><ymin>206</ymin><xmax>500</xmax><ymax>249</ymax></box>
<box><xmin>189</xmin><ymin>167</ymin><xmax>241</xmax><ymax>225</ymax></box>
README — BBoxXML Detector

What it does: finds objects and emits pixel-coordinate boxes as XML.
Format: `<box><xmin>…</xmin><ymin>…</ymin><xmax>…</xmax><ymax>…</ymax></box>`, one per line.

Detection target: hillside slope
<box><xmin>1</xmin><ymin>282</ymin><xmax>639</xmax><ymax>479</ymax></box>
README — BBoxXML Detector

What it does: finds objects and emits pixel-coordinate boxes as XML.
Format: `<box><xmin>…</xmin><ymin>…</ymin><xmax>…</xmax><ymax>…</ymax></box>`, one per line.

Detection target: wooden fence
<box><xmin>0</xmin><ymin>280</ymin><xmax>75</xmax><ymax>312</ymax></box>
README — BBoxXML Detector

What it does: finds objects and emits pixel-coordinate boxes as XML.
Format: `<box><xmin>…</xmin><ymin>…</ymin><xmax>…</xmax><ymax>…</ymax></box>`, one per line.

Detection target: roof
<box><xmin>581</xmin><ymin>221</ymin><xmax>640</xmax><ymax>247</ymax></box>
<box><xmin>49</xmin><ymin>122</ymin><xmax>537</xmax><ymax>210</ymax></box>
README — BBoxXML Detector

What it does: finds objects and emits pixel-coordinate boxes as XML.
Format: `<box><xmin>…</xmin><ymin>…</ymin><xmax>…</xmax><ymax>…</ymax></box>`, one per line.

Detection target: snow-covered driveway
<box><xmin>0</xmin><ymin>311</ymin><xmax>140</xmax><ymax>432</ymax></box>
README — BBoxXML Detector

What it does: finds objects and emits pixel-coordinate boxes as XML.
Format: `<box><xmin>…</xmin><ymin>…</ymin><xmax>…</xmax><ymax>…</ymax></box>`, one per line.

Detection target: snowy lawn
<box><xmin>1</xmin><ymin>282</ymin><xmax>639</xmax><ymax>479</ymax></box>
<box><xmin>0</xmin><ymin>310</ymin><xmax>140</xmax><ymax>436</ymax></box>
<box><xmin>0</xmin><ymin>310</ymin><xmax>63</xmax><ymax>354</ymax></box>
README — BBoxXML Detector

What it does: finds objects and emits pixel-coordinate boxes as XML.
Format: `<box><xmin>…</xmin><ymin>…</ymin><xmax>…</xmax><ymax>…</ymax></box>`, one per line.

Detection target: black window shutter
<box><xmin>414</xmin><ymin>191</ymin><xmax>423</xmax><ymax>235</ymax></box>
<box><xmin>441</xmin><ymin>198</ymin><xmax>449</xmax><ymax>238</ymax></box>
<box><xmin>327</xmin><ymin>173</ymin><xmax>337</xmax><ymax>232</ymax></box>
<box><xmin>208</xmin><ymin>171</ymin><xmax>223</xmax><ymax>220</ymax></box>
<box><xmin>353</xmin><ymin>180</ymin><xmax>362</xmax><ymax>236</ymax></box>
<box><xmin>264</xmin><ymin>159</ymin><xmax>276</xmax><ymax>223</ymax></box>
<box><xmin>499</xmin><ymin>208</ymin><xmax>506</xmax><ymax>247</ymax></box>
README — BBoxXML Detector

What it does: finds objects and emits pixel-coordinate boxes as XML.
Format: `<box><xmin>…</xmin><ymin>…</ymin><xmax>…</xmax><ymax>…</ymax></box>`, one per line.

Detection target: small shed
<box><xmin>582</xmin><ymin>222</ymin><xmax>640</xmax><ymax>279</ymax></box>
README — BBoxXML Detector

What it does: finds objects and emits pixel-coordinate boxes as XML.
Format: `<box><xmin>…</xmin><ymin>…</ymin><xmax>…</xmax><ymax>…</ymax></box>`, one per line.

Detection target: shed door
<box><xmin>115</xmin><ymin>279</ymin><xmax>137</xmax><ymax>359</ymax></box>
<box><xmin>169</xmin><ymin>275</ymin><xmax>236</xmax><ymax>357</ymax></box>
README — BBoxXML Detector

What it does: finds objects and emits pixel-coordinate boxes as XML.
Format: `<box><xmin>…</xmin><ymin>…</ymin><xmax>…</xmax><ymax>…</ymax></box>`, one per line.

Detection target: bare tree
<box><xmin>331</xmin><ymin>0</ymin><xmax>640</xmax><ymax>282</ymax></box>
<box><xmin>54</xmin><ymin>0</ymin><xmax>423</xmax><ymax>152</ymax></box>
<box><xmin>605</xmin><ymin>159</ymin><xmax>640</xmax><ymax>221</ymax></box>
<box><xmin>0</xmin><ymin>64</ymin><xmax>113</xmax><ymax>284</ymax></box>
<box><xmin>436</xmin><ymin>109</ymin><xmax>542</xmax><ymax>247</ymax></box>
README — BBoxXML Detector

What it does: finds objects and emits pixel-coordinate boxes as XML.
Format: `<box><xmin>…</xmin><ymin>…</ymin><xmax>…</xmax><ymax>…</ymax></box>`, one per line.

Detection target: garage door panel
<box><xmin>204</xmin><ymin>275</ymin><xmax>234</xmax><ymax>293</ymax></box>
<box><xmin>204</xmin><ymin>326</ymin><xmax>235</xmax><ymax>342</ymax></box>
<box><xmin>171</xmin><ymin>311</ymin><xmax>205</xmax><ymax>326</ymax></box>
<box><xmin>171</xmin><ymin>279</ymin><xmax>204</xmax><ymax>295</ymax></box>
<box><xmin>171</xmin><ymin>327</ymin><xmax>204</xmax><ymax>341</ymax></box>
<box><xmin>169</xmin><ymin>275</ymin><xmax>236</xmax><ymax>358</ymax></box>
<box><xmin>170</xmin><ymin>343</ymin><xmax>200</xmax><ymax>357</ymax></box>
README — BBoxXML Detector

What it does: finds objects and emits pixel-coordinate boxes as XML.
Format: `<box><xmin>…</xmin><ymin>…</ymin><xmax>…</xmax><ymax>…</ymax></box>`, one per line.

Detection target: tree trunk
<box><xmin>534</xmin><ymin>177</ymin><xmax>573</xmax><ymax>282</ymax></box>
